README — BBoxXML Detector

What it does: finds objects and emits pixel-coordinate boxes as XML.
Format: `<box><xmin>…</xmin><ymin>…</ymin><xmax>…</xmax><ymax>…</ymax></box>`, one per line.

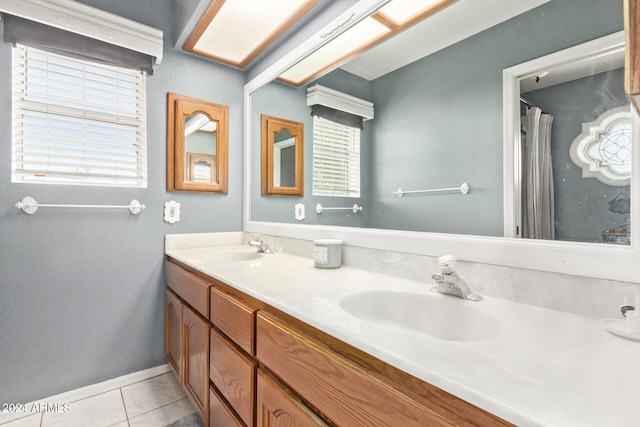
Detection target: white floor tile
<box><xmin>121</xmin><ymin>373</ymin><xmax>185</xmax><ymax>419</ymax></box>
<box><xmin>0</xmin><ymin>414</ymin><xmax>42</xmax><ymax>427</ymax></box>
<box><xmin>41</xmin><ymin>389</ymin><xmax>127</xmax><ymax>427</ymax></box>
<box><xmin>128</xmin><ymin>398</ymin><xmax>196</xmax><ymax>427</ymax></box>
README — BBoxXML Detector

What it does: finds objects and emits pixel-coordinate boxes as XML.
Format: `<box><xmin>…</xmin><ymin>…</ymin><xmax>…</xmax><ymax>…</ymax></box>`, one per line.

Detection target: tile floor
<box><xmin>0</xmin><ymin>373</ymin><xmax>197</xmax><ymax>427</ymax></box>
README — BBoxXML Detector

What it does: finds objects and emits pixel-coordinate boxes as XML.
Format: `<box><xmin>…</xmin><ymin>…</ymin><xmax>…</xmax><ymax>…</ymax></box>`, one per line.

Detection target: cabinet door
<box><xmin>183</xmin><ymin>305</ymin><xmax>210</xmax><ymax>423</ymax></box>
<box><xmin>165</xmin><ymin>290</ymin><xmax>182</xmax><ymax>381</ymax></box>
<box><xmin>256</xmin><ymin>370</ymin><xmax>327</xmax><ymax>427</ymax></box>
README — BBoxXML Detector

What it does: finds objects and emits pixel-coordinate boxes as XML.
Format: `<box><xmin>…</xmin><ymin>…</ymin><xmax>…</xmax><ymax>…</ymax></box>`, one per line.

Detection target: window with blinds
<box><xmin>312</xmin><ymin>116</ymin><xmax>361</xmax><ymax>197</ymax></box>
<box><xmin>11</xmin><ymin>44</ymin><xmax>147</xmax><ymax>187</ymax></box>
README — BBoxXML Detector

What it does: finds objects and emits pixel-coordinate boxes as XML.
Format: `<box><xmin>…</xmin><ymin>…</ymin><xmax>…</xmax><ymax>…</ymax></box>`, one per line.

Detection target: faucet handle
<box><xmin>436</xmin><ymin>254</ymin><xmax>457</xmax><ymax>274</ymax></box>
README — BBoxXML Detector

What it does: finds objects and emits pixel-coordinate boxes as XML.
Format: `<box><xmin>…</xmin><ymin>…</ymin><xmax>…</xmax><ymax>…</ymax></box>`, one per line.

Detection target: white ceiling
<box><xmin>340</xmin><ymin>0</ymin><xmax>549</xmax><ymax>81</ymax></box>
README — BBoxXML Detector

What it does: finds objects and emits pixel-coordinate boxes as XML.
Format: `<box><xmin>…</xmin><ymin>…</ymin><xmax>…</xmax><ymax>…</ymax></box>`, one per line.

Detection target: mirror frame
<box><xmin>243</xmin><ymin>0</ymin><xmax>640</xmax><ymax>283</ymax></box>
<box><xmin>167</xmin><ymin>92</ymin><xmax>229</xmax><ymax>193</ymax></box>
<box><xmin>261</xmin><ymin>115</ymin><xmax>304</xmax><ymax>196</ymax></box>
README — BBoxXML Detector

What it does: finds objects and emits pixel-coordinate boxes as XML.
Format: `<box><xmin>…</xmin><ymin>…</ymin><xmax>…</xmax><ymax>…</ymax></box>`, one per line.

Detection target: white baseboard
<box><xmin>0</xmin><ymin>364</ymin><xmax>171</xmax><ymax>425</ymax></box>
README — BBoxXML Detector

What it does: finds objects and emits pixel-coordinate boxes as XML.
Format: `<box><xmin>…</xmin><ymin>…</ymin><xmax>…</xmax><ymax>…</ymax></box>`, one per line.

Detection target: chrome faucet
<box><xmin>431</xmin><ymin>255</ymin><xmax>483</xmax><ymax>301</ymax></box>
<box><xmin>248</xmin><ymin>238</ymin><xmax>273</xmax><ymax>254</ymax></box>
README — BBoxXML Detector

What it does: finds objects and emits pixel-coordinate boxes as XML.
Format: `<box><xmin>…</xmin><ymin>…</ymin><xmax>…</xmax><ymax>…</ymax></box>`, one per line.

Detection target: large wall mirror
<box><xmin>167</xmin><ymin>92</ymin><xmax>228</xmax><ymax>193</ymax></box>
<box><xmin>261</xmin><ymin>115</ymin><xmax>304</xmax><ymax>196</ymax></box>
<box><xmin>243</xmin><ymin>0</ymin><xmax>640</xmax><ymax>283</ymax></box>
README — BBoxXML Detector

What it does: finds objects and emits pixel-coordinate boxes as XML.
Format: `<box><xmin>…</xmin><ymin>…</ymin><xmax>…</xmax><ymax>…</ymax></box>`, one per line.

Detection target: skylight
<box><xmin>183</xmin><ymin>0</ymin><xmax>320</xmax><ymax>68</ymax></box>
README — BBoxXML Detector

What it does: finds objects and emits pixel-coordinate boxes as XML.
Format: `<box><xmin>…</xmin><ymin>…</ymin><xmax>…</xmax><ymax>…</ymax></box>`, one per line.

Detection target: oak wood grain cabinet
<box><xmin>256</xmin><ymin>369</ymin><xmax>328</xmax><ymax>427</ymax></box>
<box><xmin>183</xmin><ymin>306</ymin><xmax>211</xmax><ymax>422</ymax></box>
<box><xmin>165</xmin><ymin>289</ymin><xmax>182</xmax><ymax>380</ymax></box>
<box><xmin>210</xmin><ymin>385</ymin><xmax>244</xmax><ymax>427</ymax></box>
<box><xmin>166</xmin><ymin>260</ymin><xmax>260</xmax><ymax>427</ymax></box>
<box><xmin>165</xmin><ymin>260</ymin><xmax>212</xmax><ymax>426</ymax></box>
<box><xmin>209</xmin><ymin>327</ymin><xmax>256</xmax><ymax>426</ymax></box>
<box><xmin>256</xmin><ymin>311</ymin><xmax>513</xmax><ymax>427</ymax></box>
<box><xmin>165</xmin><ymin>287</ymin><xmax>210</xmax><ymax>424</ymax></box>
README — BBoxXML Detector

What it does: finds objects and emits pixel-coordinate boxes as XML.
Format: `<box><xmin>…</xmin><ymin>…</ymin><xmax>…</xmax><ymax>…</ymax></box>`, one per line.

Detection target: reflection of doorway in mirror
<box><xmin>187</xmin><ymin>152</ymin><xmax>216</xmax><ymax>183</ymax></box>
<box><xmin>519</xmin><ymin>69</ymin><xmax>630</xmax><ymax>244</ymax></box>
<box><xmin>506</xmin><ymin>32</ymin><xmax>631</xmax><ymax>245</ymax></box>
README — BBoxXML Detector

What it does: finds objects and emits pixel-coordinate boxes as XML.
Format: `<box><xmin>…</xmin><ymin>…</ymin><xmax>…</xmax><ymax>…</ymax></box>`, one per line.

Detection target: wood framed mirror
<box><xmin>261</xmin><ymin>115</ymin><xmax>303</xmax><ymax>196</ymax></box>
<box><xmin>167</xmin><ymin>92</ymin><xmax>228</xmax><ymax>192</ymax></box>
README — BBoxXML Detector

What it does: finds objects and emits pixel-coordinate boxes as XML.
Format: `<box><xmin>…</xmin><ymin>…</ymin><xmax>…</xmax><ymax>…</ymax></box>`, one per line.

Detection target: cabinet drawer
<box><xmin>210</xmin><ymin>385</ymin><xmax>244</xmax><ymax>427</ymax></box>
<box><xmin>210</xmin><ymin>287</ymin><xmax>255</xmax><ymax>354</ymax></box>
<box><xmin>210</xmin><ymin>328</ymin><xmax>256</xmax><ymax>427</ymax></box>
<box><xmin>166</xmin><ymin>261</ymin><xmax>210</xmax><ymax>318</ymax></box>
<box><xmin>256</xmin><ymin>312</ymin><xmax>449</xmax><ymax>427</ymax></box>
<box><xmin>257</xmin><ymin>369</ymin><xmax>328</xmax><ymax>427</ymax></box>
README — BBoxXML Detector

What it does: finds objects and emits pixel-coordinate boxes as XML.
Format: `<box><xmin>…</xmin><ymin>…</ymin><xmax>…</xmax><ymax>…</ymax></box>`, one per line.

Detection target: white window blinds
<box><xmin>312</xmin><ymin>116</ymin><xmax>361</xmax><ymax>197</ymax></box>
<box><xmin>11</xmin><ymin>44</ymin><xmax>148</xmax><ymax>187</ymax></box>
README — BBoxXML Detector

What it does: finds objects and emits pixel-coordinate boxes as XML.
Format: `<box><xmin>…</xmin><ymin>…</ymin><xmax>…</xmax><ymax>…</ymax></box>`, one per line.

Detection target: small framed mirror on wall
<box><xmin>167</xmin><ymin>92</ymin><xmax>228</xmax><ymax>192</ymax></box>
<box><xmin>261</xmin><ymin>115</ymin><xmax>303</xmax><ymax>196</ymax></box>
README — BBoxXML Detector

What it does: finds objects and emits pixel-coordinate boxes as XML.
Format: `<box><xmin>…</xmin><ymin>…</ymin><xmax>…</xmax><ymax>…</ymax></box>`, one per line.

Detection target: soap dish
<box><xmin>601</xmin><ymin>319</ymin><xmax>640</xmax><ymax>341</ymax></box>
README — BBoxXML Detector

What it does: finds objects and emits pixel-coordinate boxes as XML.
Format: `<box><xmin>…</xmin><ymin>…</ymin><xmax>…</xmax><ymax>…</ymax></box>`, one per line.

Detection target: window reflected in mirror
<box><xmin>261</xmin><ymin>115</ymin><xmax>303</xmax><ymax>196</ymax></box>
<box><xmin>167</xmin><ymin>93</ymin><xmax>228</xmax><ymax>193</ymax></box>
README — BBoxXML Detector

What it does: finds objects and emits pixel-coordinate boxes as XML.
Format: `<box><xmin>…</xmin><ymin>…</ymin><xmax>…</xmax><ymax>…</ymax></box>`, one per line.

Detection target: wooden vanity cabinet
<box><xmin>208</xmin><ymin>278</ymin><xmax>258</xmax><ymax>427</ymax></box>
<box><xmin>165</xmin><ymin>261</ymin><xmax>212</xmax><ymax>425</ymax></box>
<box><xmin>209</xmin><ymin>327</ymin><xmax>256</xmax><ymax>426</ymax></box>
<box><xmin>165</xmin><ymin>286</ymin><xmax>210</xmax><ymax>424</ymax></box>
<box><xmin>210</xmin><ymin>286</ymin><xmax>255</xmax><ymax>355</ymax></box>
<box><xmin>256</xmin><ymin>311</ymin><xmax>513</xmax><ymax>427</ymax></box>
<box><xmin>183</xmin><ymin>305</ymin><xmax>211</xmax><ymax>421</ymax></box>
<box><xmin>166</xmin><ymin>260</ymin><xmax>259</xmax><ymax>427</ymax></box>
<box><xmin>256</xmin><ymin>369</ymin><xmax>328</xmax><ymax>427</ymax></box>
<box><xmin>210</xmin><ymin>385</ymin><xmax>244</xmax><ymax>427</ymax></box>
<box><xmin>165</xmin><ymin>289</ymin><xmax>182</xmax><ymax>379</ymax></box>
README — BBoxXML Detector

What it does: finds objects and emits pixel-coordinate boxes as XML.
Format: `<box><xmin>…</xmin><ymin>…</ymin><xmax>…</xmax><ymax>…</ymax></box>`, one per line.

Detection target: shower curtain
<box><xmin>522</xmin><ymin>106</ymin><xmax>555</xmax><ymax>240</ymax></box>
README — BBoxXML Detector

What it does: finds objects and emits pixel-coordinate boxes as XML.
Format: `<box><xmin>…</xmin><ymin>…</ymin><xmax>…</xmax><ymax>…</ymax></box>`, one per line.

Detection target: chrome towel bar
<box><xmin>15</xmin><ymin>196</ymin><xmax>145</xmax><ymax>215</ymax></box>
<box><xmin>393</xmin><ymin>183</ymin><xmax>470</xmax><ymax>198</ymax></box>
<box><xmin>316</xmin><ymin>203</ymin><xmax>362</xmax><ymax>214</ymax></box>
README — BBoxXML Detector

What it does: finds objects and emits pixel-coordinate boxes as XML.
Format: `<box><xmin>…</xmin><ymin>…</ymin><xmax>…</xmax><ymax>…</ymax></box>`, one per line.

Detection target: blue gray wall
<box><xmin>0</xmin><ymin>0</ymin><xmax>245</xmax><ymax>403</ymax></box>
<box><xmin>367</xmin><ymin>0</ymin><xmax>623</xmax><ymax>235</ymax></box>
<box><xmin>524</xmin><ymin>68</ymin><xmax>630</xmax><ymax>243</ymax></box>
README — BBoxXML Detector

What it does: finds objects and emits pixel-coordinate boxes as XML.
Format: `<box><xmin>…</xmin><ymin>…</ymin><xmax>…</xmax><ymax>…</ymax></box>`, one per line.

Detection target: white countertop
<box><xmin>166</xmin><ymin>242</ymin><xmax>640</xmax><ymax>427</ymax></box>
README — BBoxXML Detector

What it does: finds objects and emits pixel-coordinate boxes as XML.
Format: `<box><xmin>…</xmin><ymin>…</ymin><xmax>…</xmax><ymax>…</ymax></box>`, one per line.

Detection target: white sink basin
<box><xmin>198</xmin><ymin>249</ymin><xmax>263</xmax><ymax>263</ymax></box>
<box><xmin>339</xmin><ymin>289</ymin><xmax>505</xmax><ymax>342</ymax></box>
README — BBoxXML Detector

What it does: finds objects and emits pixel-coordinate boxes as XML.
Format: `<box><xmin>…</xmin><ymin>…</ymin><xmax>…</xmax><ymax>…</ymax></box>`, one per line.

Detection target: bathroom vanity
<box><xmin>165</xmin><ymin>234</ymin><xmax>640</xmax><ymax>427</ymax></box>
<box><xmin>165</xmin><ymin>256</ymin><xmax>508</xmax><ymax>426</ymax></box>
